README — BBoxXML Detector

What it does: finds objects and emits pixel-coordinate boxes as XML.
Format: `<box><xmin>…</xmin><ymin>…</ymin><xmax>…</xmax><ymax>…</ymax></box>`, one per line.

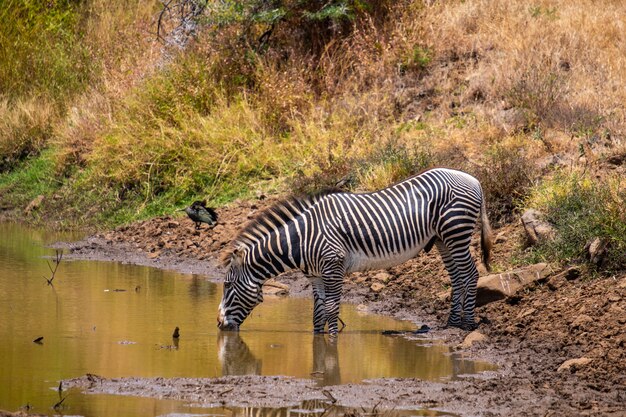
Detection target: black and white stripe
<box><xmin>217</xmin><ymin>168</ymin><xmax>492</xmax><ymax>333</ymax></box>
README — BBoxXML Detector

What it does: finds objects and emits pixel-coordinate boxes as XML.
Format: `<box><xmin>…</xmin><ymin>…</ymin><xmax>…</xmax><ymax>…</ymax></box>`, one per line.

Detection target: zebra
<box><xmin>217</xmin><ymin>167</ymin><xmax>493</xmax><ymax>334</ymax></box>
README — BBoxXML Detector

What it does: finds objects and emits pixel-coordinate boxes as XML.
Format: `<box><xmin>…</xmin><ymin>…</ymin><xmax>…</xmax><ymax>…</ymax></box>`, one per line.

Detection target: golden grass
<box><xmin>3</xmin><ymin>0</ymin><xmax>626</xmax><ymax>230</ymax></box>
<box><xmin>0</xmin><ymin>96</ymin><xmax>55</xmax><ymax>172</ymax></box>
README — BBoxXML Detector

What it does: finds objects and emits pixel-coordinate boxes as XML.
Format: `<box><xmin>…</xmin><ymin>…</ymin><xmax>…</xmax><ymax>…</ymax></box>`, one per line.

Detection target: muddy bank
<box><xmin>58</xmin><ymin>197</ymin><xmax>626</xmax><ymax>416</ymax></box>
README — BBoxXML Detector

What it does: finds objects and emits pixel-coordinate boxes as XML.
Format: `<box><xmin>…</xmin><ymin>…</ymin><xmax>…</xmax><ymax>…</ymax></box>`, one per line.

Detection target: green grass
<box><xmin>523</xmin><ymin>171</ymin><xmax>626</xmax><ymax>272</ymax></box>
<box><xmin>0</xmin><ymin>149</ymin><xmax>61</xmax><ymax>211</ymax></box>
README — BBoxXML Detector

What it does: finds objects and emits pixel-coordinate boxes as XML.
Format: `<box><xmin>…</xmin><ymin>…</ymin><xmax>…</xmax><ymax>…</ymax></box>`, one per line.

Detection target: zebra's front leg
<box><xmin>323</xmin><ymin>277</ymin><xmax>344</xmax><ymax>335</ymax></box>
<box><xmin>310</xmin><ymin>277</ymin><xmax>327</xmax><ymax>334</ymax></box>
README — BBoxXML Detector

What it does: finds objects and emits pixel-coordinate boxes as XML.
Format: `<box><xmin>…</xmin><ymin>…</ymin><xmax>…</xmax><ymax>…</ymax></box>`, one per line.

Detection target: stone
<box><xmin>494</xmin><ymin>232</ymin><xmax>508</xmax><ymax>244</ymax></box>
<box><xmin>476</xmin><ymin>263</ymin><xmax>552</xmax><ymax>307</ymax></box>
<box><xmin>557</xmin><ymin>357</ymin><xmax>592</xmax><ymax>372</ymax></box>
<box><xmin>563</xmin><ymin>266</ymin><xmax>582</xmax><ymax>281</ymax></box>
<box><xmin>24</xmin><ymin>195</ymin><xmax>45</xmax><ymax>214</ymax></box>
<box><xmin>570</xmin><ymin>314</ymin><xmax>593</xmax><ymax>330</ymax></box>
<box><xmin>460</xmin><ymin>331</ymin><xmax>488</xmax><ymax>348</ymax></box>
<box><xmin>370</xmin><ymin>282</ymin><xmax>386</xmax><ymax>293</ymax></box>
<box><xmin>356</xmin><ymin>304</ymin><xmax>368</xmax><ymax>313</ymax></box>
<box><xmin>521</xmin><ymin>209</ymin><xmax>555</xmax><ymax>246</ymax></box>
<box><xmin>517</xmin><ymin>308</ymin><xmax>537</xmax><ymax>319</ymax></box>
<box><xmin>373</xmin><ymin>272</ymin><xmax>392</xmax><ymax>283</ymax></box>
<box><xmin>585</xmin><ymin>237</ymin><xmax>609</xmax><ymax>266</ymax></box>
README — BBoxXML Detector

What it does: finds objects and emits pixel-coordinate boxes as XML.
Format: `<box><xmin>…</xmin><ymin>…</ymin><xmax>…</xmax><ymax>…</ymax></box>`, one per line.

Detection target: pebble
<box><xmin>557</xmin><ymin>357</ymin><xmax>591</xmax><ymax>372</ymax></box>
<box><xmin>459</xmin><ymin>331</ymin><xmax>488</xmax><ymax>349</ymax></box>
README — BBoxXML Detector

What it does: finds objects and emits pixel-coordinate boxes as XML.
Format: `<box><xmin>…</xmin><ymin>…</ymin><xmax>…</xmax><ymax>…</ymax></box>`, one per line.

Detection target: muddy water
<box><xmin>0</xmin><ymin>223</ymin><xmax>492</xmax><ymax>416</ymax></box>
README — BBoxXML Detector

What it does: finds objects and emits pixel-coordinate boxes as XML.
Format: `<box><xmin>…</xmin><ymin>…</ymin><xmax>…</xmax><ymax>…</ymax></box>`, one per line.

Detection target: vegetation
<box><xmin>0</xmin><ymin>0</ymin><xmax>625</xmax><ymax>271</ymax></box>
<box><xmin>525</xmin><ymin>170</ymin><xmax>626</xmax><ymax>272</ymax></box>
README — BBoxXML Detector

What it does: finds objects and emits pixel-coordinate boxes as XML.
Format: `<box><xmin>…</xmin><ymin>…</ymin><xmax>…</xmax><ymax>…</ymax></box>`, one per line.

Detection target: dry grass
<box><xmin>2</xmin><ymin>0</ymin><xmax>626</xmax><ymax>237</ymax></box>
<box><xmin>0</xmin><ymin>97</ymin><xmax>55</xmax><ymax>172</ymax></box>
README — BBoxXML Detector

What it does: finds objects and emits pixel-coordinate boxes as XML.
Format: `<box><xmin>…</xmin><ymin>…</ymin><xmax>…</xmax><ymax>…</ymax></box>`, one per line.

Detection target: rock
<box><xmin>24</xmin><ymin>195</ymin><xmax>45</xmax><ymax>214</ymax></box>
<box><xmin>370</xmin><ymin>282</ymin><xmax>386</xmax><ymax>293</ymax></box>
<box><xmin>585</xmin><ymin>237</ymin><xmax>609</xmax><ymax>266</ymax></box>
<box><xmin>517</xmin><ymin>307</ymin><xmax>537</xmax><ymax>319</ymax></box>
<box><xmin>521</xmin><ymin>209</ymin><xmax>555</xmax><ymax>246</ymax></box>
<box><xmin>460</xmin><ymin>331</ymin><xmax>488</xmax><ymax>348</ymax></box>
<box><xmin>557</xmin><ymin>357</ymin><xmax>592</xmax><ymax>372</ymax></box>
<box><xmin>476</xmin><ymin>263</ymin><xmax>552</xmax><ymax>307</ymax></box>
<box><xmin>494</xmin><ymin>232</ymin><xmax>508</xmax><ymax>244</ymax></box>
<box><xmin>563</xmin><ymin>266</ymin><xmax>581</xmax><ymax>281</ymax></box>
<box><xmin>353</xmin><ymin>273</ymin><xmax>368</xmax><ymax>284</ymax></box>
<box><xmin>547</xmin><ymin>274</ymin><xmax>567</xmax><ymax>291</ymax></box>
<box><xmin>373</xmin><ymin>272</ymin><xmax>392</xmax><ymax>283</ymax></box>
<box><xmin>356</xmin><ymin>304</ymin><xmax>368</xmax><ymax>313</ymax></box>
<box><xmin>570</xmin><ymin>314</ymin><xmax>593</xmax><ymax>330</ymax></box>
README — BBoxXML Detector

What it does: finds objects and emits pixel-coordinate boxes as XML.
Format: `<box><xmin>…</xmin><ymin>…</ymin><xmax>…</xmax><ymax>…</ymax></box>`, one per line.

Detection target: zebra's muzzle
<box><xmin>217</xmin><ymin>316</ymin><xmax>239</xmax><ymax>331</ymax></box>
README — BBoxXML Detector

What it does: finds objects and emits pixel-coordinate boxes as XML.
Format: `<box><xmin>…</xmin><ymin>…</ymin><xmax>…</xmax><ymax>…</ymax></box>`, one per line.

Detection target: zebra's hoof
<box><xmin>461</xmin><ymin>322</ymin><xmax>479</xmax><ymax>331</ymax></box>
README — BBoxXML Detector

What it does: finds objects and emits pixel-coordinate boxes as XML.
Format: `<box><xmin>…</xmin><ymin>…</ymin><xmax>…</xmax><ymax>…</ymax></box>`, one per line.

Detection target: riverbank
<box><xmin>54</xmin><ymin>196</ymin><xmax>626</xmax><ymax>417</ymax></box>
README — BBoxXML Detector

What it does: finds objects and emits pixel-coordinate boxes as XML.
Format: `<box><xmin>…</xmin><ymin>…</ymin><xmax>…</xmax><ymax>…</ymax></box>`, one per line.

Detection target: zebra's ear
<box><xmin>220</xmin><ymin>246</ymin><xmax>245</xmax><ymax>267</ymax></box>
<box><xmin>231</xmin><ymin>247</ymin><xmax>244</xmax><ymax>266</ymax></box>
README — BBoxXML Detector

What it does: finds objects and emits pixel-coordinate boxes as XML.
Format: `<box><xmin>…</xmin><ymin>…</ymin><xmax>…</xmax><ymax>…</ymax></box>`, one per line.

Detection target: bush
<box><xmin>0</xmin><ymin>1</ymin><xmax>93</xmax><ymax>102</ymax></box>
<box><xmin>525</xmin><ymin>171</ymin><xmax>626</xmax><ymax>272</ymax></box>
<box><xmin>470</xmin><ymin>138</ymin><xmax>538</xmax><ymax>224</ymax></box>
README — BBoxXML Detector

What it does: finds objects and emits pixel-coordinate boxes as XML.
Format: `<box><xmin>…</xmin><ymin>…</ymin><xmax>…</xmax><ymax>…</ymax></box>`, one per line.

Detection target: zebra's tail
<box><xmin>480</xmin><ymin>195</ymin><xmax>493</xmax><ymax>272</ymax></box>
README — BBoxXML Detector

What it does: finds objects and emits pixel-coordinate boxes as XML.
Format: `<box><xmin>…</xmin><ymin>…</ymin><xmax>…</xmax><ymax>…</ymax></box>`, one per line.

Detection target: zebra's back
<box><xmin>316</xmin><ymin>168</ymin><xmax>483</xmax><ymax>273</ymax></box>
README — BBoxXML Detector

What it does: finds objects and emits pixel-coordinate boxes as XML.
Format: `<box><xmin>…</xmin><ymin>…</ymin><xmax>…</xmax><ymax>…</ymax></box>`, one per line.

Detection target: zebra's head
<box><xmin>217</xmin><ymin>247</ymin><xmax>264</xmax><ymax>331</ymax></box>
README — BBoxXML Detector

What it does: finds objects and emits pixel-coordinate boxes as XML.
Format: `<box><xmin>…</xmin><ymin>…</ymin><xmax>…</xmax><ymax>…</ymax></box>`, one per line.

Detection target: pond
<box><xmin>0</xmin><ymin>222</ymin><xmax>493</xmax><ymax>416</ymax></box>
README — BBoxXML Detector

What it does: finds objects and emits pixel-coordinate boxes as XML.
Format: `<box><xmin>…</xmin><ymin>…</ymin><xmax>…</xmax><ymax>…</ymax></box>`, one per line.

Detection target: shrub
<box><xmin>525</xmin><ymin>171</ymin><xmax>626</xmax><ymax>272</ymax></box>
<box><xmin>0</xmin><ymin>1</ymin><xmax>93</xmax><ymax>102</ymax></box>
<box><xmin>470</xmin><ymin>138</ymin><xmax>538</xmax><ymax>224</ymax></box>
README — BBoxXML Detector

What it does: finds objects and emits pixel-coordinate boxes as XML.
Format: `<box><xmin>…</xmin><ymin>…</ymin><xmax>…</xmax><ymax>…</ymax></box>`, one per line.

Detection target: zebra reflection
<box><xmin>312</xmin><ymin>335</ymin><xmax>341</xmax><ymax>385</ymax></box>
<box><xmin>217</xmin><ymin>333</ymin><xmax>341</xmax><ymax>384</ymax></box>
<box><xmin>218</xmin><ymin>332</ymin><xmax>262</xmax><ymax>376</ymax></box>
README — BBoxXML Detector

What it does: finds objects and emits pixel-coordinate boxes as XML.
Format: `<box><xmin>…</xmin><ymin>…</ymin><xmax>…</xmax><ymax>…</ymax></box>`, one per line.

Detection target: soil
<box><xmin>50</xmin><ymin>197</ymin><xmax>626</xmax><ymax>416</ymax></box>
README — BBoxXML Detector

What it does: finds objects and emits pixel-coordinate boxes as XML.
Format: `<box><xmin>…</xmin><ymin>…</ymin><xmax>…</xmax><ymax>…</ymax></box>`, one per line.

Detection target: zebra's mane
<box><xmin>220</xmin><ymin>190</ymin><xmax>342</xmax><ymax>267</ymax></box>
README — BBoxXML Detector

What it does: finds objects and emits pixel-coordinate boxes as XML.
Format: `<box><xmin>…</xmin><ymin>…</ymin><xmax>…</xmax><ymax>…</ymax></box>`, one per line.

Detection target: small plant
<box><xmin>398</xmin><ymin>46</ymin><xmax>431</xmax><ymax>74</ymax></box>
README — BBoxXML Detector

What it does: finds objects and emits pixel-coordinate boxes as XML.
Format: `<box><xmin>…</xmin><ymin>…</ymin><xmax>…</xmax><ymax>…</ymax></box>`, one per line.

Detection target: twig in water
<box><xmin>53</xmin><ymin>395</ymin><xmax>67</xmax><ymax>411</ymax></box>
<box><xmin>44</xmin><ymin>250</ymin><xmax>63</xmax><ymax>286</ymax></box>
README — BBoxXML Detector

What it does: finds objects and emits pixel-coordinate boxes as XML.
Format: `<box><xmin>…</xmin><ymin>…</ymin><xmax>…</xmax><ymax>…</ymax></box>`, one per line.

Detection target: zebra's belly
<box><xmin>345</xmin><ymin>242</ymin><xmax>428</xmax><ymax>273</ymax></box>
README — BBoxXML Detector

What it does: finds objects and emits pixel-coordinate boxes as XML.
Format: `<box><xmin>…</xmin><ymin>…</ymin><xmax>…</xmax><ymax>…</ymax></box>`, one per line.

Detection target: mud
<box><xmin>56</xmin><ymin>197</ymin><xmax>626</xmax><ymax>416</ymax></box>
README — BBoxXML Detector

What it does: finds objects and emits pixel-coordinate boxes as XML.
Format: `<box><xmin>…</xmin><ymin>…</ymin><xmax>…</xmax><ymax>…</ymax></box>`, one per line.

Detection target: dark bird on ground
<box><xmin>181</xmin><ymin>200</ymin><xmax>218</xmax><ymax>229</ymax></box>
<box><xmin>172</xmin><ymin>326</ymin><xmax>180</xmax><ymax>339</ymax></box>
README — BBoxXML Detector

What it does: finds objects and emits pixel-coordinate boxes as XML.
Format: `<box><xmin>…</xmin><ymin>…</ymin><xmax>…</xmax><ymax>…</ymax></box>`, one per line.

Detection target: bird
<box><xmin>180</xmin><ymin>200</ymin><xmax>218</xmax><ymax>229</ymax></box>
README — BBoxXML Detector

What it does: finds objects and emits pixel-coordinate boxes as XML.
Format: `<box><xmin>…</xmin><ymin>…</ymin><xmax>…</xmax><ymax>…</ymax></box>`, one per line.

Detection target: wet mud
<box><xmin>55</xmin><ymin>197</ymin><xmax>625</xmax><ymax>416</ymax></box>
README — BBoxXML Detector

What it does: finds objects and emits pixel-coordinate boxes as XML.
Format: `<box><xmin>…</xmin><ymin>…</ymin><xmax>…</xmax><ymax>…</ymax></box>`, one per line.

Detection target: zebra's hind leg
<box><xmin>436</xmin><ymin>240</ymin><xmax>464</xmax><ymax>329</ymax></box>
<box><xmin>310</xmin><ymin>277</ymin><xmax>327</xmax><ymax>333</ymax></box>
<box><xmin>453</xmin><ymin>249</ymin><xmax>480</xmax><ymax>331</ymax></box>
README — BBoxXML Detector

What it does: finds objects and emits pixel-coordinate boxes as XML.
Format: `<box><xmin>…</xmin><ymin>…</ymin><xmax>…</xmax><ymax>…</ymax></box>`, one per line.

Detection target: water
<box><xmin>0</xmin><ymin>223</ymin><xmax>492</xmax><ymax>416</ymax></box>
